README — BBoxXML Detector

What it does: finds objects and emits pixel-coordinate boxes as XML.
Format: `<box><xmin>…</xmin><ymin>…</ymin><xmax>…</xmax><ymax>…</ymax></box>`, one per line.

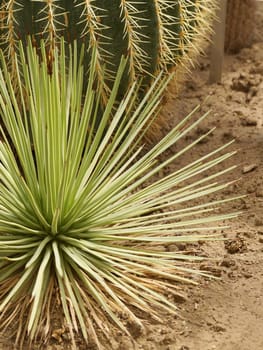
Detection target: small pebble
<box><xmin>243</xmin><ymin>272</ymin><xmax>253</xmax><ymax>279</ymax></box>
<box><xmin>255</xmin><ymin>217</ymin><xmax>263</xmax><ymax>226</ymax></box>
<box><xmin>256</xmin><ymin>189</ymin><xmax>263</xmax><ymax>197</ymax></box>
<box><xmin>225</xmin><ymin>238</ymin><xmax>247</xmax><ymax>254</ymax></box>
<box><xmin>220</xmin><ymin>258</ymin><xmax>236</xmax><ymax>268</ymax></box>
<box><xmin>241</xmin><ymin>117</ymin><xmax>257</xmax><ymax>126</ymax></box>
<box><xmin>242</xmin><ymin>164</ymin><xmax>258</xmax><ymax>174</ymax></box>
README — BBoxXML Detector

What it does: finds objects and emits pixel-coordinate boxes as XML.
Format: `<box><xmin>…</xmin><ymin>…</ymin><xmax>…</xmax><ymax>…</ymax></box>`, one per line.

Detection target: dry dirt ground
<box><xmin>133</xmin><ymin>10</ymin><xmax>263</xmax><ymax>350</ymax></box>
<box><xmin>155</xmin><ymin>44</ymin><xmax>263</xmax><ymax>350</ymax></box>
<box><xmin>132</xmin><ymin>18</ymin><xmax>263</xmax><ymax>350</ymax></box>
<box><xmin>1</xmin><ymin>7</ymin><xmax>263</xmax><ymax>350</ymax></box>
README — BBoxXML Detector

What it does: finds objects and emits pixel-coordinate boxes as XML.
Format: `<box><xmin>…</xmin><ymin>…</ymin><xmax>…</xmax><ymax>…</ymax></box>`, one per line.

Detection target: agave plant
<box><xmin>0</xmin><ymin>39</ymin><xmax>239</xmax><ymax>349</ymax></box>
<box><xmin>0</xmin><ymin>0</ymin><xmax>216</xmax><ymax>95</ymax></box>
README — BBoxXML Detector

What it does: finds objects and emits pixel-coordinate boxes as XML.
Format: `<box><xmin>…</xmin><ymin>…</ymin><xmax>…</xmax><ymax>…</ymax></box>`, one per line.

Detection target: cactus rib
<box><xmin>0</xmin><ymin>0</ymin><xmax>217</xmax><ymax>94</ymax></box>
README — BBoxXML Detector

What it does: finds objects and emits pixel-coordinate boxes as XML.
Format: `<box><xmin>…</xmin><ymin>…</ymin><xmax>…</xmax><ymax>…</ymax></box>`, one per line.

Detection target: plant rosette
<box><xmin>0</xmin><ymin>39</ymin><xmax>240</xmax><ymax>349</ymax></box>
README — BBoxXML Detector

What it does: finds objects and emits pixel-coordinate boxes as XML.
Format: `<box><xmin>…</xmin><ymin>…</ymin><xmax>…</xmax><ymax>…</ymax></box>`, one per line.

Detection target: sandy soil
<box><xmin>1</xmin><ymin>4</ymin><xmax>263</xmax><ymax>350</ymax></box>
<box><xmin>109</xmin><ymin>5</ymin><xmax>263</xmax><ymax>349</ymax></box>
<box><xmin>132</xmin><ymin>8</ymin><xmax>263</xmax><ymax>350</ymax></box>
<box><xmin>153</xmin><ymin>44</ymin><xmax>263</xmax><ymax>350</ymax></box>
<box><xmin>130</xmin><ymin>15</ymin><xmax>263</xmax><ymax>350</ymax></box>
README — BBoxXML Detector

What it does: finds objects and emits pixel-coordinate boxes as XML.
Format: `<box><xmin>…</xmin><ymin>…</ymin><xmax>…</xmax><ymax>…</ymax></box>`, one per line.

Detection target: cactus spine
<box><xmin>0</xmin><ymin>1</ymin><xmax>216</xmax><ymax>94</ymax></box>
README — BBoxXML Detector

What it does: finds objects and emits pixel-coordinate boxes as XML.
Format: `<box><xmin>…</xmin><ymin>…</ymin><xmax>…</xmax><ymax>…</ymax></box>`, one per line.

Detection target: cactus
<box><xmin>0</xmin><ymin>0</ymin><xmax>216</xmax><ymax>96</ymax></box>
<box><xmin>225</xmin><ymin>0</ymin><xmax>257</xmax><ymax>53</ymax></box>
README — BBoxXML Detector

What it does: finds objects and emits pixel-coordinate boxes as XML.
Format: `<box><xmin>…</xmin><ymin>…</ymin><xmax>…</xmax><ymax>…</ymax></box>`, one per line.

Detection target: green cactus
<box><xmin>0</xmin><ymin>0</ymin><xmax>216</xmax><ymax>96</ymax></box>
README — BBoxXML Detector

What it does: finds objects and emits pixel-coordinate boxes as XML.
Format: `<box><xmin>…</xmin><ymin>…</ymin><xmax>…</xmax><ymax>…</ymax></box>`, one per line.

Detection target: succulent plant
<box><xmin>0</xmin><ymin>0</ymin><xmax>216</xmax><ymax>95</ymax></box>
<box><xmin>0</xmin><ymin>38</ymin><xmax>240</xmax><ymax>349</ymax></box>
